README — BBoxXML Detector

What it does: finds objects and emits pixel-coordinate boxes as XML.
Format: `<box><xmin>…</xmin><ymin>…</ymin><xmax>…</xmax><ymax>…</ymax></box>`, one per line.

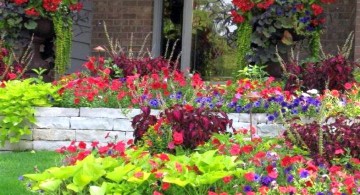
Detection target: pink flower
<box><xmin>173</xmin><ymin>131</ymin><xmax>183</xmax><ymax>145</ymax></box>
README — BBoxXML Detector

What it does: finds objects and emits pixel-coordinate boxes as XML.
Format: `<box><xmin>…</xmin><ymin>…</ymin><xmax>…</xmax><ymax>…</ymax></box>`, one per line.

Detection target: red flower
<box><xmin>153</xmin><ymin>191</ymin><xmax>163</xmax><ymax>195</ymax></box>
<box><xmin>76</xmin><ymin>150</ymin><xmax>91</xmax><ymax>161</ymax></box>
<box><xmin>43</xmin><ymin>0</ymin><xmax>61</xmax><ymax>12</ymax></box>
<box><xmin>344</xmin><ymin>82</ymin><xmax>353</xmax><ymax>90</ymax></box>
<box><xmin>281</xmin><ymin>156</ymin><xmax>292</xmax><ymax>167</ymax></box>
<box><xmin>134</xmin><ymin>171</ymin><xmax>144</xmax><ymax>179</ymax></box>
<box><xmin>12</xmin><ymin>0</ymin><xmax>28</xmax><ymax>5</ymax></box>
<box><xmin>69</xmin><ymin>2</ymin><xmax>83</xmax><ymax>11</ymax></box>
<box><xmin>244</xmin><ymin>172</ymin><xmax>255</xmax><ymax>182</ymax></box>
<box><xmin>161</xmin><ymin>182</ymin><xmax>170</xmax><ymax>191</ymax></box>
<box><xmin>114</xmin><ymin>141</ymin><xmax>125</xmax><ymax>153</ymax></box>
<box><xmin>232</xmin><ymin>0</ymin><xmax>255</xmax><ymax>12</ymax></box>
<box><xmin>25</xmin><ymin>8</ymin><xmax>40</xmax><ymax>17</ymax></box>
<box><xmin>91</xmin><ymin>141</ymin><xmax>99</xmax><ymax>148</ymax></box>
<box><xmin>67</xmin><ymin>145</ymin><xmax>77</xmax><ymax>153</ymax></box>
<box><xmin>230</xmin><ymin>10</ymin><xmax>245</xmax><ymax>24</ymax></box>
<box><xmin>241</xmin><ymin>145</ymin><xmax>253</xmax><ymax>154</ymax></box>
<box><xmin>173</xmin><ymin>131</ymin><xmax>183</xmax><ymax>145</ymax></box>
<box><xmin>78</xmin><ymin>141</ymin><xmax>87</xmax><ymax>149</ymax></box>
<box><xmin>175</xmin><ymin>162</ymin><xmax>183</xmax><ymax>173</ymax></box>
<box><xmin>311</xmin><ymin>4</ymin><xmax>323</xmax><ymax>16</ymax></box>
<box><xmin>230</xmin><ymin>144</ymin><xmax>241</xmax><ymax>156</ymax></box>
<box><xmin>7</xmin><ymin>73</ymin><xmax>17</xmax><ymax>80</ymax></box>
<box><xmin>157</xmin><ymin>153</ymin><xmax>170</xmax><ymax>162</ymax></box>
<box><xmin>222</xmin><ymin>175</ymin><xmax>232</xmax><ymax>183</ymax></box>
<box><xmin>330</xmin><ymin>89</ymin><xmax>340</xmax><ymax>97</ymax></box>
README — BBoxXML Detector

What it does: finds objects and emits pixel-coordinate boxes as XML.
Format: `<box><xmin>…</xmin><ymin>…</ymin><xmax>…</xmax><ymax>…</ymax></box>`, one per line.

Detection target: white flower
<box><xmin>307</xmin><ymin>89</ymin><xmax>319</xmax><ymax>95</ymax></box>
<box><xmin>302</xmin><ymin>92</ymin><xmax>311</xmax><ymax>97</ymax></box>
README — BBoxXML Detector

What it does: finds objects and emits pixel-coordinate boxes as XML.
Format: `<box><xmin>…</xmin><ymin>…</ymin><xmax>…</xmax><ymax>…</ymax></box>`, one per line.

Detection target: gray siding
<box><xmin>69</xmin><ymin>2</ymin><xmax>93</xmax><ymax>73</ymax></box>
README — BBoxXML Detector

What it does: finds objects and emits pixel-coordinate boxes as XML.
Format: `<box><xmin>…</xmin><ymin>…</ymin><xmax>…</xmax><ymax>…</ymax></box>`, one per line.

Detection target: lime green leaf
<box><xmin>106</xmin><ymin>163</ymin><xmax>135</xmax><ymax>182</ymax></box>
<box><xmin>39</xmin><ymin>179</ymin><xmax>62</xmax><ymax>191</ymax></box>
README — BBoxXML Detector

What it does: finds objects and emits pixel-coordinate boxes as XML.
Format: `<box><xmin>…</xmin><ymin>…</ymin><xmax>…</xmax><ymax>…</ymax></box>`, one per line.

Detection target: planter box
<box><xmin>0</xmin><ymin>107</ymin><xmax>284</xmax><ymax>151</ymax></box>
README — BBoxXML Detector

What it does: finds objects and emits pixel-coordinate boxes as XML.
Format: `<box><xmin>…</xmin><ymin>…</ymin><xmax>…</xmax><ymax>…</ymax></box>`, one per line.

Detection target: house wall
<box><xmin>90</xmin><ymin>0</ymin><xmax>154</xmax><ymax>56</ymax></box>
<box><xmin>89</xmin><ymin>1</ymin><xmax>360</xmax><ymax>61</ymax></box>
<box><xmin>322</xmin><ymin>0</ymin><xmax>356</xmax><ymax>59</ymax></box>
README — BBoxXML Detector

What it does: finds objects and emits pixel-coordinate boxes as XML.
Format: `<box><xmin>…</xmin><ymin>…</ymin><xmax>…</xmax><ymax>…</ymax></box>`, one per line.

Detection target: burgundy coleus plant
<box><xmin>284</xmin><ymin>115</ymin><xmax>360</xmax><ymax>164</ymax></box>
<box><xmin>132</xmin><ymin>106</ymin><xmax>158</xmax><ymax>143</ymax></box>
<box><xmin>132</xmin><ymin>104</ymin><xmax>234</xmax><ymax>150</ymax></box>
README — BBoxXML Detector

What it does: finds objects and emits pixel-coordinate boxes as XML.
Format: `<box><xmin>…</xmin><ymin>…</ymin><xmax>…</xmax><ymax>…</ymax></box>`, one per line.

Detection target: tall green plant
<box><xmin>53</xmin><ymin>15</ymin><xmax>73</xmax><ymax>79</ymax></box>
<box><xmin>236</xmin><ymin>22</ymin><xmax>252</xmax><ymax>70</ymax></box>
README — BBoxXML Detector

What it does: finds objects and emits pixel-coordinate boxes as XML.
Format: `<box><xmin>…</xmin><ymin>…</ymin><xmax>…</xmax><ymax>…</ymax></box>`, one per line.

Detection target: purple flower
<box><xmin>243</xmin><ymin>185</ymin><xmax>252</xmax><ymax>192</ymax></box>
<box><xmin>260</xmin><ymin>176</ymin><xmax>272</xmax><ymax>186</ymax></box>
<box><xmin>316</xmin><ymin>192</ymin><xmax>325</xmax><ymax>195</ymax></box>
<box><xmin>149</xmin><ymin>98</ymin><xmax>160</xmax><ymax>108</ymax></box>
<box><xmin>287</xmin><ymin>174</ymin><xmax>294</xmax><ymax>183</ymax></box>
<box><xmin>18</xmin><ymin>175</ymin><xmax>24</xmax><ymax>181</ymax></box>
<box><xmin>267</xmin><ymin>115</ymin><xmax>275</xmax><ymax>121</ymax></box>
<box><xmin>299</xmin><ymin>170</ymin><xmax>309</xmax><ymax>178</ymax></box>
<box><xmin>284</xmin><ymin>166</ymin><xmax>293</xmax><ymax>174</ymax></box>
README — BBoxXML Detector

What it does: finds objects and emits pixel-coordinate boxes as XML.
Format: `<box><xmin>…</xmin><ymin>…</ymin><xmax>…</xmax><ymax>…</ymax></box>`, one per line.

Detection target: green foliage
<box><xmin>236</xmin><ymin>22</ymin><xmax>252</xmax><ymax>70</ymax></box>
<box><xmin>309</xmin><ymin>31</ymin><xmax>321</xmax><ymax>60</ymax></box>
<box><xmin>236</xmin><ymin>64</ymin><xmax>269</xmax><ymax>81</ymax></box>
<box><xmin>52</xmin><ymin>15</ymin><xmax>73</xmax><ymax>79</ymax></box>
<box><xmin>22</xmin><ymin>144</ymin><xmax>245</xmax><ymax>194</ymax></box>
<box><xmin>0</xmin><ymin>79</ymin><xmax>60</xmax><ymax>145</ymax></box>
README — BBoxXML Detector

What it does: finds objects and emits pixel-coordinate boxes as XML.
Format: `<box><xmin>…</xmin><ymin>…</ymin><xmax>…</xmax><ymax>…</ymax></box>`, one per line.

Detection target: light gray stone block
<box><xmin>21</xmin><ymin>133</ymin><xmax>33</xmax><ymax>141</ymax></box>
<box><xmin>76</xmin><ymin>130</ymin><xmax>126</xmax><ymax>142</ymax></box>
<box><xmin>256</xmin><ymin>124</ymin><xmax>284</xmax><ymax>137</ymax></box>
<box><xmin>254</xmin><ymin>113</ymin><xmax>268</xmax><ymax>124</ymax></box>
<box><xmin>35</xmin><ymin>107</ymin><xmax>79</xmax><ymax>117</ymax></box>
<box><xmin>232</xmin><ymin>122</ymin><xmax>251</xmax><ymax>130</ymax></box>
<box><xmin>33</xmin><ymin>141</ymin><xmax>71</xmax><ymax>150</ymax></box>
<box><xmin>33</xmin><ymin>117</ymin><xmax>70</xmax><ymax>129</ymax></box>
<box><xmin>238</xmin><ymin>113</ymin><xmax>251</xmax><ymax>123</ymax></box>
<box><xmin>124</xmin><ymin>109</ymin><xmax>161</xmax><ymax>119</ymax></box>
<box><xmin>113</xmin><ymin>118</ymin><xmax>133</xmax><ymax>131</ymax></box>
<box><xmin>80</xmin><ymin>108</ymin><xmax>126</xmax><ymax>118</ymax></box>
<box><xmin>70</xmin><ymin>117</ymin><xmax>113</xmax><ymax>130</ymax></box>
<box><xmin>227</xmin><ymin>113</ymin><xmax>239</xmax><ymax>122</ymax></box>
<box><xmin>33</xmin><ymin>129</ymin><xmax>75</xmax><ymax>141</ymax></box>
<box><xmin>0</xmin><ymin>141</ymin><xmax>33</xmax><ymax>151</ymax></box>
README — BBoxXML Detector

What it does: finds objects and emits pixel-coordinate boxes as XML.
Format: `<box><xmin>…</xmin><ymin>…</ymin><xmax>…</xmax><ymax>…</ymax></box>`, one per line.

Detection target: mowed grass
<box><xmin>0</xmin><ymin>151</ymin><xmax>61</xmax><ymax>195</ymax></box>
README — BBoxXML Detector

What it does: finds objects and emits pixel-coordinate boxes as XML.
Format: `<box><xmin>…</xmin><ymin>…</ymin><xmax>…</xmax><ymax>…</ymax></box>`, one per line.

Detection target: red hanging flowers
<box><xmin>43</xmin><ymin>0</ymin><xmax>62</xmax><ymax>12</ymax></box>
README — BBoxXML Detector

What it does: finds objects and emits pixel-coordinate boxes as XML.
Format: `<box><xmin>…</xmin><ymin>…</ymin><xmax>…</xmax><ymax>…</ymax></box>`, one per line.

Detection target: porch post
<box><xmin>181</xmin><ymin>0</ymin><xmax>193</xmax><ymax>73</ymax></box>
<box><xmin>152</xmin><ymin>0</ymin><xmax>163</xmax><ymax>57</ymax></box>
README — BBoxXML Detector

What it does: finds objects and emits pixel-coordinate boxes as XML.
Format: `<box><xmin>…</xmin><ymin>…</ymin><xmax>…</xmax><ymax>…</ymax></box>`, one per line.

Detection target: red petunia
<box><xmin>311</xmin><ymin>4</ymin><xmax>324</xmax><ymax>16</ymax></box>
<box><xmin>173</xmin><ymin>131</ymin><xmax>183</xmax><ymax>145</ymax></box>
<box><xmin>230</xmin><ymin>144</ymin><xmax>241</xmax><ymax>156</ymax></box>
<box><xmin>43</xmin><ymin>0</ymin><xmax>61</xmax><ymax>12</ymax></box>
<box><xmin>222</xmin><ymin>175</ymin><xmax>232</xmax><ymax>183</ymax></box>
<box><xmin>244</xmin><ymin>172</ymin><xmax>255</xmax><ymax>182</ymax></box>
<box><xmin>25</xmin><ymin>8</ymin><xmax>40</xmax><ymax>17</ymax></box>
<box><xmin>78</xmin><ymin>141</ymin><xmax>87</xmax><ymax>149</ymax></box>
<box><xmin>12</xmin><ymin>0</ymin><xmax>28</xmax><ymax>5</ymax></box>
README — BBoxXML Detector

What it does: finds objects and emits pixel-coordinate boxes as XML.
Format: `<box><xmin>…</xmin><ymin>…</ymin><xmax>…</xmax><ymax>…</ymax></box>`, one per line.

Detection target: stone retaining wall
<box><xmin>1</xmin><ymin>107</ymin><xmax>283</xmax><ymax>151</ymax></box>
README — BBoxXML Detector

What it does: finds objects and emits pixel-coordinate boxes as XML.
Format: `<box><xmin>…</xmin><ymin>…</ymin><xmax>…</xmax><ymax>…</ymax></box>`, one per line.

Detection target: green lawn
<box><xmin>0</xmin><ymin>151</ymin><xmax>61</xmax><ymax>195</ymax></box>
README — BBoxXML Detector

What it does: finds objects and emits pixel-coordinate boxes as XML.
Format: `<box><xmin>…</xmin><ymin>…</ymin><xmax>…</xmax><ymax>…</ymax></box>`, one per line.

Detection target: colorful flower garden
<box><xmin>1</xmin><ymin>0</ymin><xmax>360</xmax><ymax>194</ymax></box>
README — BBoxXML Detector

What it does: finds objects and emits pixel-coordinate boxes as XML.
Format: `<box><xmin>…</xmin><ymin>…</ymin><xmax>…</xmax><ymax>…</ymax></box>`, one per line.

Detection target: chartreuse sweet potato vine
<box><xmin>0</xmin><ymin>79</ymin><xmax>60</xmax><ymax>146</ymax></box>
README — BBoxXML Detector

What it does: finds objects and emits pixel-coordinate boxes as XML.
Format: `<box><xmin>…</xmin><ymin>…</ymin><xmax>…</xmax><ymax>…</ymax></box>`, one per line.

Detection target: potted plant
<box><xmin>0</xmin><ymin>0</ymin><xmax>83</xmax><ymax>79</ymax></box>
<box><xmin>231</xmin><ymin>0</ymin><xmax>336</xmax><ymax>77</ymax></box>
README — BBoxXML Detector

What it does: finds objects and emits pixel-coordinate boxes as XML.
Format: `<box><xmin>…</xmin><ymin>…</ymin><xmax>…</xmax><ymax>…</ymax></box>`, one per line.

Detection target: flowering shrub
<box><xmin>22</xmin><ymin>133</ymin><xmax>360</xmax><ymax>194</ymax></box>
<box><xmin>231</xmin><ymin>0</ymin><xmax>336</xmax><ymax>65</ymax></box>
<box><xmin>0</xmin><ymin>0</ymin><xmax>83</xmax><ymax>46</ymax></box>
